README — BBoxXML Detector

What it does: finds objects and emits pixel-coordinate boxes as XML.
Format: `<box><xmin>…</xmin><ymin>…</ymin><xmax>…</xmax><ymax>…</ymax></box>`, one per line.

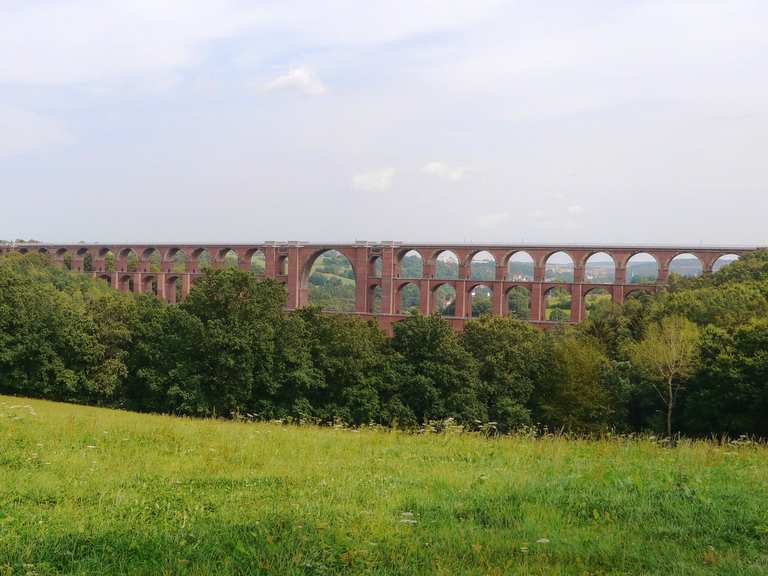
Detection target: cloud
<box><xmin>351</xmin><ymin>168</ymin><xmax>395</xmax><ymax>192</ymax></box>
<box><xmin>0</xmin><ymin>107</ymin><xmax>72</xmax><ymax>156</ymax></box>
<box><xmin>567</xmin><ymin>205</ymin><xmax>585</xmax><ymax>215</ymax></box>
<box><xmin>422</xmin><ymin>161</ymin><xmax>467</xmax><ymax>182</ymax></box>
<box><xmin>261</xmin><ymin>67</ymin><xmax>327</xmax><ymax>96</ymax></box>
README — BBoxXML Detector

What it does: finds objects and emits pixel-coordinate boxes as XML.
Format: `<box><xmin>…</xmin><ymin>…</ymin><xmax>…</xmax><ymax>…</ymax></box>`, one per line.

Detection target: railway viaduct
<box><xmin>3</xmin><ymin>242</ymin><xmax>761</xmax><ymax>331</ymax></box>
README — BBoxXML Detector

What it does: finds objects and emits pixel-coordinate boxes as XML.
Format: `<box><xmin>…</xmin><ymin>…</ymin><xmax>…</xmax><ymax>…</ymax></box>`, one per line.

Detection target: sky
<box><xmin>1</xmin><ymin>0</ymin><xmax>767</xmax><ymax>245</ymax></box>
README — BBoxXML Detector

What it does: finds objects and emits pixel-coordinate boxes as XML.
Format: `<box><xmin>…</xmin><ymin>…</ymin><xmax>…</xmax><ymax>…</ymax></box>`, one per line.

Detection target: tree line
<box><xmin>0</xmin><ymin>251</ymin><xmax>766</xmax><ymax>437</ymax></box>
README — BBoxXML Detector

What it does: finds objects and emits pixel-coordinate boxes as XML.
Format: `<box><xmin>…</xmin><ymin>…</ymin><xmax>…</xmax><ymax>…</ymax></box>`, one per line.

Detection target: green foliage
<box><xmin>628</xmin><ymin>316</ymin><xmax>700</xmax><ymax>438</ymax></box>
<box><xmin>685</xmin><ymin>320</ymin><xmax>768</xmax><ymax>437</ymax></box>
<box><xmin>391</xmin><ymin>314</ymin><xmax>485</xmax><ymax>425</ymax></box>
<box><xmin>534</xmin><ymin>335</ymin><xmax>628</xmax><ymax>432</ymax></box>
<box><xmin>461</xmin><ymin>316</ymin><xmax>544</xmax><ymax>431</ymax></box>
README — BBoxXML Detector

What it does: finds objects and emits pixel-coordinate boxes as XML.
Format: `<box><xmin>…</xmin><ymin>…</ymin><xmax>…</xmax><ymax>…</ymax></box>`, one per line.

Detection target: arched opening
<box><xmin>506</xmin><ymin>286</ymin><xmax>531</xmax><ymax>320</ymax></box>
<box><xmin>118</xmin><ymin>249</ymin><xmax>139</xmax><ymax>272</ymax></box>
<box><xmin>369</xmin><ymin>256</ymin><xmax>383</xmax><ymax>278</ymax></box>
<box><xmin>584</xmin><ymin>287</ymin><xmax>612</xmax><ymax>319</ymax></box>
<box><xmin>118</xmin><ymin>274</ymin><xmax>134</xmax><ymax>292</ymax></box>
<box><xmin>166</xmin><ymin>275</ymin><xmax>182</xmax><ymax>303</ymax></box>
<box><xmin>306</xmin><ymin>250</ymin><xmax>356</xmax><ymax>312</ymax></box>
<box><xmin>97</xmin><ymin>274</ymin><xmax>112</xmax><ymax>287</ymax></box>
<box><xmin>220</xmin><ymin>249</ymin><xmax>239</xmax><ymax>269</ymax></box>
<box><xmin>545</xmin><ymin>252</ymin><xmax>574</xmax><ymax>283</ymax></box>
<box><xmin>432</xmin><ymin>283</ymin><xmax>457</xmax><ymax>316</ymax></box>
<box><xmin>398</xmin><ymin>282</ymin><xmax>421</xmax><ymax>313</ymax></box>
<box><xmin>470</xmin><ymin>284</ymin><xmax>492</xmax><ymax>317</ymax></box>
<box><xmin>434</xmin><ymin>250</ymin><xmax>459</xmax><ymax>280</ymax></box>
<box><xmin>399</xmin><ymin>250</ymin><xmax>423</xmax><ymax>278</ymax></box>
<box><xmin>56</xmin><ymin>249</ymin><xmax>71</xmax><ymax>270</ymax></box>
<box><xmin>368</xmin><ymin>285</ymin><xmax>382</xmax><ymax>313</ymax></box>
<box><xmin>470</xmin><ymin>251</ymin><xmax>496</xmax><ymax>281</ymax></box>
<box><xmin>713</xmin><ymin>254</ymin><xmax>740</xmax><ymax>273</ymax></box>
<box><xmin>250</xmin><ymin>250</ymin><xmax>266</xmax><ymax>274</ymax></box>
<box><xmin>544</xmin><ymin>287</ymin><xmax>572</xmax><ymax>322</ymax></box>
<box><xmin>166</xmin><ymin>248</ymin><xmax>187</xmax><ymax>273</ymax></box>
<box><xmin>191</xmin><ymin>249</ymin><xmax>211</xmax><ymax>273</ymax></box>
<box><xmin>508</xmin><ymin>252</ymin><xmax>534</xmax><ymax>281</ymax></box>
<box><xmin>76</xmin><ymin>248</ymin><xmax>92</xmax><ymax>272</ymax></box>
<box><xmin>626</xmin><ymin>253</ymin><xmax>659</xmax><ymax>284</ymax></box>
<box><xmin>142</xmin><ymin>248</ymin><xmax>162</xmax><ymax>273</ymax></box>
<box><xmin>277</xmin><ymin>255</ymin><xmax>289</xmax><ymax>276</ymax></box>
<box><xmin>142</xmin><ymin>275</ymin><xmax>159</xmax><ymax>296</ymax></box>
<box><xmin>585</xmin><ymin>252</ymin><xmax>615</xmax><ymax>284</ymax></box>
<box><xmin>669</xmin><ymin>253</ymin><xmax>703</xmax><ymax>277</ymax></box>
<box><xmin>96</xmin><ymin>248</ymin><xmax>115</xmax><ymax>272</ymax></box>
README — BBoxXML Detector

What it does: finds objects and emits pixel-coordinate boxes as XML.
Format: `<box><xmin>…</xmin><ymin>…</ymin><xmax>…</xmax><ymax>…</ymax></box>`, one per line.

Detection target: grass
<box><xmin>1</xmin><ymin>396</ymin><xmax>767</xmax><ymax>575</ymax></box>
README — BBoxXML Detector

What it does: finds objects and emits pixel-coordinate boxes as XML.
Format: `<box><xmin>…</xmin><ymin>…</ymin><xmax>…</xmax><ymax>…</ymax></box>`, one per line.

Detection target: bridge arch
<box><xmin>584</xmin><ymin>287</ymin><xmax>612</xmax><ymax>319</ymax></box>
<box><xmin>544</xmin><ymin>251</ymin><xmax>574</xmax><ymax>283</ymax></box>
<box><xmin>219</xmin><ymin>248</ymin><xmax>239</xmax><ymax>269</ymax></box>
<box><xmin>141</xmin><ymin>274</ymin><xmax>159</xmax><ymax>296</ymax></box>
<box><xmin>190</xmin><ymin>248</ymin><xmax>211</xmax><ymax>273</ymax></box>
<box><xmin>165</xmin><ymin>274</ymin><xmax>183</xmax><ymax>303</ymax></box>
<box><xmin>626</xmin><ymin>252</ymin><xmax>659</xmax><ymax>283</ymax></box>
<box><xmin>505</xmin><ymin>251</ymin><xmax>534</xmax><ymax>281</ymax></box>
<box><xmin>302</xmin><ymin>249</ymin><xmax>357</xmax><ymax>312</ymax></box>
<box><xmin>397</xmin><ymin>281</ymin><xmax>421</xmax><ymax>314</ymax></box>
<box><xmin>431</xmin><ymin>250</ymin><xmax>459</xmax><ymax>280</ymax></box>
<box><xmin>397</xmin><ymin>249</ymin><xmax>424</xmax><ymax>278</ymax></box>
<box><xmin>669</xmin><ymin>252</ymin><xmax>703</xmax><ymax>277</ymax></box>
<box><xmin>469</xmin><ymin>251</ymin><xmax>496</xmax><ymax>281</ymax></box>
<box><xmin>713</xmin><ymin>253</ymin><xmax>740</xmax><ymax>272</ymax></box>
<box><xmin>432</xmin><ymin>282</ymin><xmax>457</xmax><ymax>315</ymax></box>
<box><xmin>544</xmin><ymin>286</ymin><xmax>572</xmax><ymax>322</ymax></box>
<box><xmin>117</xmin><ymin>248</ymin><xmax>139</xmax><ymax>272</ymax></box>
<box><xmin>506</xmin><ymin>286</ymin><xmax>531</xmax><ymax>320</ymax></box>
<box><xmin>469</xmin><ymin>283</ymin><xmax>492</xmax><ymax>317</ymax></box>
<box><xmin>369</xmin><ymin>255</ymin><xmax>383</xmax><ymax>278</ymax></box>
<box><xmin>245</xmin><ymin>248</ymin><xmax>266</xmax><ymax>274</ymax></box>
<box><xmin>584</xmin><ymin>252</ymin><xmax>615</xmax><ymax>284</ymax></box>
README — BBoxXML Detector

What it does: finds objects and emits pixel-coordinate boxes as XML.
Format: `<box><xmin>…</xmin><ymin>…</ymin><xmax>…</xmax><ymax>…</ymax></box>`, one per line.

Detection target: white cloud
<box><xmin>567</xmin><ymin>205</ymin><xmax>585</xmax><ymax>215</ymax></box>
<box><xmin>352</xmin><ymin>168</ymin><xmax>395</xmax><ymax>192</ymax></box>
<box><xmin>262</xmin><ymin>67</ymin><xmax>327</xmax><ymax>96</ymax></box>
<box><xmin>422</xmin><ymin>161</ymin><xmax>467</xmax><ymax>182</ymax></box>
<box><xmin>0</xmin><ymin>107</ymin><xmax>72</xmax><ymax>156</ymax></box>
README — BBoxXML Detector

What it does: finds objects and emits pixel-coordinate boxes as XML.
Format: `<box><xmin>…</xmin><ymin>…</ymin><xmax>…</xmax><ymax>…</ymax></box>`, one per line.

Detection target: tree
<box><xmin>684</xmin><ymin>321</ymin><xmax>768</xmax><ymax>437</ymax></box>
<box><xmin>461</xmin><ymin>316</ymin><xmax>545</xmax><ymax>431</ymax></box>
<box><xmin>390</xmin><ymin>313</ymin><xmax>484</xmax><ymax>425</ymax></box>
<box><xmin>628</xmin><ymin>315</ymin><xmax>700</xmax><ymax>439</ymax></box>
<box><xmin>534</xmin><ymin>334</ymin><xmax>624</xmax><ymax>433</ymax></box>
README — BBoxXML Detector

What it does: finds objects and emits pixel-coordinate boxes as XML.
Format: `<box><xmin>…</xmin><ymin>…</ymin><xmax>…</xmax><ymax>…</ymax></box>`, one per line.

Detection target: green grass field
<box><xmin>1</xmin><ymin>396</ymin><xmax>766</xmax><ymax>575</ymax></box>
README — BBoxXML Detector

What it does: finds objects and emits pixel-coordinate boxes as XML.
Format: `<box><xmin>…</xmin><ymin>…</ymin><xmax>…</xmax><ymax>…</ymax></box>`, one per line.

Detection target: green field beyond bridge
<box><xmin>1</xmin><ymin>396</ymin><xmax>766</xmax><ymax>575</ymax></box>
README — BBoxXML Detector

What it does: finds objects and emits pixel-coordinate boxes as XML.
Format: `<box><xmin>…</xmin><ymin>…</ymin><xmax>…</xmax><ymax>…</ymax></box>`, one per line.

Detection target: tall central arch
<box><xmin>300</xmin><ymin>249</ymin><xmax>357</xmax><ymax>312</ymax></box>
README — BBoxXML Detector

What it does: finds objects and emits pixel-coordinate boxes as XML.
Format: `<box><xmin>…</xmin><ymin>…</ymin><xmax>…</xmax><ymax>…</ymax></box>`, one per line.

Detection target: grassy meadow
<box><xmin>1</xmin><ymin>396</ymin><xmax>766</xmax><ymax>575</ymax></box>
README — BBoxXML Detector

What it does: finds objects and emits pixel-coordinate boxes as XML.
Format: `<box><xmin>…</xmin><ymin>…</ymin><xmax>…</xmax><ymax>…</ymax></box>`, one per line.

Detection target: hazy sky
<box><xmin>1</xmin><ymin>1</ymin><xmax>767</xmax><ymax>245</ymax></box>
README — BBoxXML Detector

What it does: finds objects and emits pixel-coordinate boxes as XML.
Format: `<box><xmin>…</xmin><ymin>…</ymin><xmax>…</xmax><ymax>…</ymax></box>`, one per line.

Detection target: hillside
<box><xmin>1</xmin><ymin>395</ymin><xmax>766</xmax><ymax>575</ymax></box>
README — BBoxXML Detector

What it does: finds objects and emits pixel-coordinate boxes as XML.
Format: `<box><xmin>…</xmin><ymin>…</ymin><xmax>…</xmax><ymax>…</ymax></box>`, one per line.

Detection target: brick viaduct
<box><xmin>3</xmin><ymin>242</ymin><xmax>760</xmax><ymax>331</ymax></box>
